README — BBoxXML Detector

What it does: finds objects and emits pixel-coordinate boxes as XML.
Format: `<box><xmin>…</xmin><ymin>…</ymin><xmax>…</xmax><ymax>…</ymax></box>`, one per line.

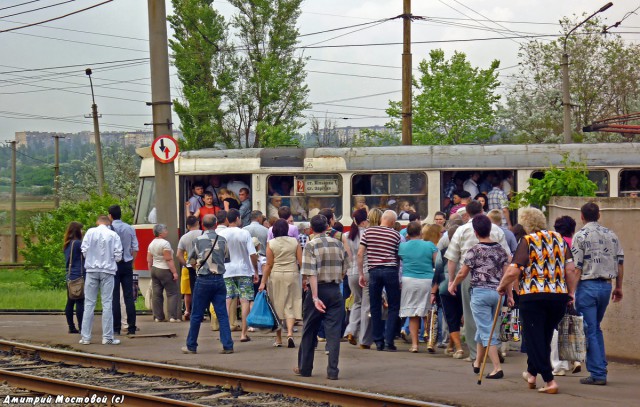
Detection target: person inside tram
<box><xmin>398</xmin><ymin>199</ymin><xmax>416</xmax><ymax>220</ymax></box>
<box><xmin>307</xmin><ymin>197</ymin><xmax>323</xmax><ymax>219</ymax></box>
<box><xmin>218</xmin><ymin>188</ymin><xmax>240</xmax><ymax>211</ymax></box>
<box><xmin>288</xmin><ymin>186</ymin><xmax>308</xmax><ymax>220</ymax></box>
<box><xmin>226</xmin><ymin>178</ymin><xmax>250</xmax><ymax>198</ymax></box>
<box><xmin>267</xmin><ymin>194</ymin><xmax>283</xmax><ymax>220</ymax></box>
<box><xmin>371</xmin><ymin>175</ymin><xmax>388</xmax><ymax>195</ymax></box>
<box><xmin>353</xmin><ymin>195</ymin><xmax>369</xmax><ymax>213</ymax></box>
<box><xmin>194</xmin><ymin>191</ymin><xmax>218</xmax><ymax>228</ymax></box>
<box><xmin>185</xmin><ymin>182</ymin><xmax>205</xmax><ymax>216</ymax></box>
<box><xmin>205</xmin><ymin>175</ymin><xmax>226</xmax><ymax>209</ymax></box>
<box><xmin>268</xmin><ymin>177</ymin><xmax>292</xmax><ymax>207</ymax></box>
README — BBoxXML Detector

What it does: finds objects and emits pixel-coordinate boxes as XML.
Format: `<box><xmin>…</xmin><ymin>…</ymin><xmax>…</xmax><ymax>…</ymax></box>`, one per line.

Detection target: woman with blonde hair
<box><xmin>353</xmin><ymin>195</ymin><xmax>369</xmax><ymax>213</ymax></box>
<box><xmin>64</xmin><ymin>221</ymin><xmax>85</xmax><ymax>334</ymax></box>
<box><xmin>497</xmin><ymin>207</ymin><xmax>579</xmax><ymax>394</ymax></box>
<box><xmin>218</xmin><ymin>188</ymin><xmax>240</xmax><ymax>211</ymax></box>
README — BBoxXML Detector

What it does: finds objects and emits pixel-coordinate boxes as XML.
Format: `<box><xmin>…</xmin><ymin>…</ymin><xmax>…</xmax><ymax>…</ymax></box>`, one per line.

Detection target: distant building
<box><xmin>15</xmin><ymin>130</ymin><xmax>180</xmax><ymax>149</ymax></box>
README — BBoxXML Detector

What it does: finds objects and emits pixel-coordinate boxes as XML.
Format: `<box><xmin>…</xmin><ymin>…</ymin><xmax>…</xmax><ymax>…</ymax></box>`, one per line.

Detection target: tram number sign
<box><xmin>304</xmin><ymin>179</ymin><xmax>339</xmax><ymax>195</ymax></box>
<box><xmin>151</xmin><ymin>135</ymin><xmax>179</xmax><ymax>164</ymax></box>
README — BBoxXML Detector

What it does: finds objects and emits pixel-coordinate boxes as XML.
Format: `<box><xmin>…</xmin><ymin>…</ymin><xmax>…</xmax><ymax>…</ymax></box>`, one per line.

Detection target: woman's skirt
<box><xmin>400</xmin><ymin>276</ymin><xmax>430</xmax><ymax>318</ymax></box>
<box><xmin>269</xmin><ymin>271</ymin><xmax>302</xmax><ymax>320</ymax></box>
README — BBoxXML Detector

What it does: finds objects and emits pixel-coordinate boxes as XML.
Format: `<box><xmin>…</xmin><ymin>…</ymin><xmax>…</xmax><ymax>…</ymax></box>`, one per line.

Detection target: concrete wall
<box><xmin>0</xmin><ymin>234</ymin><xmax>25</xmax><ymax>263</ymax></box>
<box><xmin>548</xmin><ymin>196</ymin><xmax>639</xmax><ymax>362</ymax></box>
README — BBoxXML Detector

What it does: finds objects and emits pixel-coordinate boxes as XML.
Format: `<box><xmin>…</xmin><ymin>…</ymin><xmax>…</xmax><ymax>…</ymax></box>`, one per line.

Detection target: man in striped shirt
<box><xmin>296</xmin><ymin>215</ymin><xmax>349</xmax><ymax>380</ymax></box>
<box><xmin>357</xmin><ymin>210</ymin><xmax>401</xmax><ymax>351</ymax></box>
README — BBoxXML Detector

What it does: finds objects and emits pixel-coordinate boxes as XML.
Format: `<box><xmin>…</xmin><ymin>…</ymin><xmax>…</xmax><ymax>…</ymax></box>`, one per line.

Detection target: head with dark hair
<box><xmin>250</xmin><ymin>210</ymin><xmax>263</xmax><ymax>221</ymax></box>
<box><xmin>511</xmin><ymin>224</ymin><xmax>526</xmax><ymax>242</ymax></box>
<box><xmin>554</xmin><ymin>215</ymin><xmax>577</xmax><ymax>238</ymax></box>
<box><xmin>474</xmin><ymin>193</ymin><xmax>488</xmax><ymax>211</ymax></box>
<box><xmin>216</xmin><ymin>210</ymin><xmax>227</xmax><ymax>225</ymax></box>
<box><xmin>491</xmin><ymin>177</ymin><xmax>502</xmax><ymax>188</ymax></box>
<box><xmin>319</xmin><ymin>208</ymin><xmax>334</xmax><ymax>222</ymax></box>
<box><xmin>459</xmin><ymin>190</ymin><xmax>472</xmax><ymax>200</ymax></box>
<box><xmin>186</xmin><ymin>215</ymin><xmax>200</xmax><ymax>229</ymax></box>
<box><xmin>581</xmin><ymin>202</ymin><xmax>600</xmax><ymax>223</ymax></box>
<box><xmin>408</xmin><ymin>211</ymin><xmax>420</xmax><ymax>222</ymax></box>
<box><xmin>192</xmin><ymin>181</ymin><xmax>204</xmax><ymax>189</ymax></box>
<box><xmin>466</xmin><ymin>200</ymin><xmax>483</xmax><ymax>217</ymax></box>
<box><xmin>406</xmin><ymin>221</ymin><xmax>422</xmax><ymax>238</ymax></box>
<box><xmin>227</xmin><ymin>208</ymin><xmax>240</xmax><ymax>224</ymax></box>
<box><xmin>278</xmin><ymin>206</ymin><xmax>292</xmax><ymax>220</ymax></box>
<box><xmin>472</xmin><ymin>214</ymin><xmax>492</xmax><ymax>238</ymax></box>
<box><xmin>64</xmin><ymin>221</ymin><xmax>83</xmax><ymax>249</ymax></box>
<box><xmin>202</xmin><ymin>214</ymin><xmax>217</xmax><ymax>229</ymax></box>
<box><xmin>108</xmin><ymin>205</ymin><xmax>122</xmax><ymax>220</ymax></box>
<box><xmin>349</xmin><ymin>208</ymin><xmax>368</xmax><ymax>241</ymax></box>
<box><xmin>310</xmin><ymin>214</ymin><xmax>328</xmax><ymax>234</ymax></box>
<box><xmin>272</xmin><ymin>218</ymin><xmax>289</xmax><ymax>238</ymax></box>
<box><xmin>204</xmin><ymin>191</ymin><xmax>213</xmax><ymax>198</ymax></box>
<box><xmin>333</xmin><ymin>221</ymin><xmax>344</xmax><ymax>232</ymax></box>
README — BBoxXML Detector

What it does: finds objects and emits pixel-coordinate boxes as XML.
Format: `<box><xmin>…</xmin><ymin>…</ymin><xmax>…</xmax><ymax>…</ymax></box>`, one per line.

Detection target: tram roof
<box><xmin>176</xmin><ymin>143</ymin><xmax>640</xmax><ymax>171</ymax></box>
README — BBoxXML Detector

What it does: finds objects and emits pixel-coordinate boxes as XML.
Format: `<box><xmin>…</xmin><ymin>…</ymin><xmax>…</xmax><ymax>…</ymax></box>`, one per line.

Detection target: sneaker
<box><xmin>287</xmin><ymin>337</ymin><xmax>296</xmax><ymax>348</ymax></box>
<box><xmin>219</xmin><ymin>348</ymin><xmax>234</xmax><ymax>354</ymax></box>
<box><xmin>102</xmin><ymin>338</ymin><xmax>121</xmax><ymax>345</ymax></box>
<box><xmin>154</xmin><ymin>318</ymin><xmax>164</xmax><ymax>322</ymax></box>
<box><xmin>181</xmin><ymin>346</ymin><xmax>197</xmax><ymax>354</ymax></box>
<box><xmin>78</xmin><ymin>339</ymin><xmax>91</xmax><ymax>345</ymax></box>
<box><xmin>580</xmin><ymin>376</ymin><xmax>606</xmax><ymax>386</ymax></box>
<box><xmin>317</xmin><ymin>336</ymin><xmax>326</xmax><ymax>342</ymax></box>
<box><xmin>169</xmin><ymin>318</ymin><xmax>182</xmax><ymax>323</ymax></box>
<box><xmin>572</xmin><ymin>361</ymin><xmax>582</xmax><ymax>374</ymax></box>
<box><xmin>553</xmin><ymin>369</ymin><xmax>566</xmax><ymax>376</ymax></box>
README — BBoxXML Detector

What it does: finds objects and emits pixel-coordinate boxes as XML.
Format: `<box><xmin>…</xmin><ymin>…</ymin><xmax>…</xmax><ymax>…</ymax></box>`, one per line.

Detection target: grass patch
<box><xmin>0</xmin><ymin>269</ymin><xmax>148</xmax><ymax>311</ymax></box>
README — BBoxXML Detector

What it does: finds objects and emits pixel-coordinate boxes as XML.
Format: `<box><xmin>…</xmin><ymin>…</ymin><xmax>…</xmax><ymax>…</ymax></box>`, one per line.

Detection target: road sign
<box><xmin>151</xmin><ymin>135</ymin><xmax>179</xmax><ymax>163</ymax></box>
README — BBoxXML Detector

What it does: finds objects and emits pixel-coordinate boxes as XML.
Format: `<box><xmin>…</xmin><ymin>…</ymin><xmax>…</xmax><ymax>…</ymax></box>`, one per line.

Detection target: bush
<box><xmin>510</xmin><ymin>155</ymin><xmax>597</xmax><ymax>210</ymax></box>
<box><xmin>20</xmin><ymin>193</ymin><xmax>134</xmax><ymax>289</ymax></box>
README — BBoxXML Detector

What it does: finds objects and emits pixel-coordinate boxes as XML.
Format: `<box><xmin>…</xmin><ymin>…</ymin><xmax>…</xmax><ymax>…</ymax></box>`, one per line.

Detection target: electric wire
<box><xmin>7</xmin><ymin>31</ymin><xmax>149</xmax><ymax>52</ymax></box>
<box><xmin>0</xmin><ymin>0</ymin><xmax>77</xmax><ymax>20</ymax></box>
<box><xmin>0</xmin><ymin>1</ymin><xmax>45</xmax><ymax>13</ymax></box>
<box><xmin>0</xmin><ymin>0</ymin><xmax>113</xmax><ymax>34</ymax></box>
<box><xmin>0</xmin><ymin>18</ymin><xmax>148</xmax><ymax>41</ymax></box>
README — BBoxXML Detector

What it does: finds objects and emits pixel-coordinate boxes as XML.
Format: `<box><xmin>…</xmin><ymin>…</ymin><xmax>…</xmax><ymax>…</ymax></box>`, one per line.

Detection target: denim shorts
<box><xmin>224</xmin><ymin>276</ymin><xmax>254</xmax><ymax>300</ymax></box>
<box><xmin>470</xmin><ymin>287</ymin><xmax>501</xmax><ymax>347</ymax></box>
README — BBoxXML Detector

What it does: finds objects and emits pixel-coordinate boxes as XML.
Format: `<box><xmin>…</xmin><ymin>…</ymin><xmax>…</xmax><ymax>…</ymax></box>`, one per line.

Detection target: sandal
<box><xmin>409</xmin><ymin>347</ymin><xmax>419</xmax><ymax>353</ymax></box>
<box><xmin>273</xmin><ymin>342</ymin><xmax>283</xmax><ymax>347</ymax></box>
<box><xmin>453</xmin><ymin>350</ymin><xmax>465</xmax><ymax>359</ymax></box>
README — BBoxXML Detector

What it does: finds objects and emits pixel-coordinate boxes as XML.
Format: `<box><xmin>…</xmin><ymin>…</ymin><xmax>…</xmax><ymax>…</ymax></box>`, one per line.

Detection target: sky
<box><xmin>1</xmin><ymin>0</ymin><xmax>639</xmax><ymax>142</ymax></box>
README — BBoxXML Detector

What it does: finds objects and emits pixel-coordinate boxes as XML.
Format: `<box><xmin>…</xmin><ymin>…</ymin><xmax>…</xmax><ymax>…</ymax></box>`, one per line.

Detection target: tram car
<box><xmin>132</xmin><ymin>143</ymin><xmax>640</xmax><ymax>276</ymax></box>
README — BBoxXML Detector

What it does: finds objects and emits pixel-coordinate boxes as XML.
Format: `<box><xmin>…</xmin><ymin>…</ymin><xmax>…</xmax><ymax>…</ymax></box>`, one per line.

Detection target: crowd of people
<box><xmin>64</xmin><ymin>186</ymin><xmax>624</xmax><ymax>392</ymax></box>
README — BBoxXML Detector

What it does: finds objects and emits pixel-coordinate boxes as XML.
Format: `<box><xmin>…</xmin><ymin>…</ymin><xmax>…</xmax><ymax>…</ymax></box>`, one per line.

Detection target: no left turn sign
<box><xmin>151</xmin><ymin>135</ymin><xmax>179</xmax><ymax>163</ymax></box>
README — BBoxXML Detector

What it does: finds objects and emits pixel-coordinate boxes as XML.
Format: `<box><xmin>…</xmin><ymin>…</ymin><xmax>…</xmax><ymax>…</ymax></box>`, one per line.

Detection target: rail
<box><xmin>0</xmin><ymin>339</ymin><xmax>448</xmax><ymax>407</ymax></box>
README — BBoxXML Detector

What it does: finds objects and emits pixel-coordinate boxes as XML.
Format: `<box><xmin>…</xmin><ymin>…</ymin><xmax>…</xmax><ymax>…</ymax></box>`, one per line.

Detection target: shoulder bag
<box><xmin>67</xmin><ymin>241</ymin><xmax>84</xmax><ymax>300</ymax></box>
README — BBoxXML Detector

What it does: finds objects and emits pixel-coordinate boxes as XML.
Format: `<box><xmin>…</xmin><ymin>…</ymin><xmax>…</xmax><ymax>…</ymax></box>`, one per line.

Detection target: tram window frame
<box><xmin>351</xmin><ymin>172</ymin><xmax>428</xmax><ymax>219</ymax></box>
<box><xmin>135</xmin><ymin>177</ymin><xmax>156</xmax><ymax>224</ymax></box>
<box><xmin>531</xmin><ymin>169</ymin><xmax>609</xmax><ymax>197</ymax></box>
<box><xmin>619</xmin><ymin>169</ymin><xmax>640</xmax><ymax>197</ymax></box>
<box><xmin>440</xmin><ymin>170</ymin><xmax>515</xmax><ymax>217</ymax></box>
<box><xmin>267</xmin><ymin>174</ymin><xmax>343</xmax><ymax>222</ymax></box>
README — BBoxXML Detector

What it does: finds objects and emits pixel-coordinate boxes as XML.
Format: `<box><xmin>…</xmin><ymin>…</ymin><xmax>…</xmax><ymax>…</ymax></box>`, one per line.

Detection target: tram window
<box><xmin>352</xmin><ymin>172</ymin><xmax>427</xmax><ymax>219</ymax></box>
<box><xmin>619</xmin><ymin>170</ymin><xmax>640</xmax><ymax>197</ymax></box>
<box><xmin>267</xmin><ymin>174</ymin><xmax>342</xmax><ymax>221</ymax></box>
<box><xmin>587</xmin><ymin>171</ymin><xmax>609</xmax><ymax>197</ymax></box>
<box><xmin>135</xmin><ymin>177</ymin><xmax>156</xmax><ymax>224</ymax></box>
<box><xmin>531</xmin><ymin>170</ymin><xmax>609</xmax><ymax>196</ymax></box>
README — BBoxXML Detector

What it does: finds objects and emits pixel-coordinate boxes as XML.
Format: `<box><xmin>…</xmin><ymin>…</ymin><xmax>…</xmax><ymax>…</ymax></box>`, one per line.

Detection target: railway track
<box><xmin>0</xmin><ymin>339</ymin><xmax>447</xmax><ymax>407</ymax></box>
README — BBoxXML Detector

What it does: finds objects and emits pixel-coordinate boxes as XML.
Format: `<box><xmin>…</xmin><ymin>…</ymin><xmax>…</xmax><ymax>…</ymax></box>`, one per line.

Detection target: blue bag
<box><xmin>247</xmin><ymin>291</ymin><xmax>277</xmax><ymax>329</ymax></box>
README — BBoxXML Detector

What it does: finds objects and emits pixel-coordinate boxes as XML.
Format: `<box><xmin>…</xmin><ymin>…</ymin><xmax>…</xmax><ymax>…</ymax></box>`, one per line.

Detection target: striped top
<box><xmin>360</xmin><ymin>226</ymin><xmax>401</xmax><ymax>270</ymax></box>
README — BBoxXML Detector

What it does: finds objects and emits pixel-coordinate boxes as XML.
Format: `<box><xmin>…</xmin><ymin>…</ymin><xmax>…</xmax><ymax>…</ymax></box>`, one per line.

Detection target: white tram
<box><xmin>132</xmin><ymin>143</ymin><xmax>640</xmax><ymax>273</ymax></box>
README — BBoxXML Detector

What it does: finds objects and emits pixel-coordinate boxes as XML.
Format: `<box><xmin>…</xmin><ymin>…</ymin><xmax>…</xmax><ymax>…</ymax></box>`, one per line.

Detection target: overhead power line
<box><xmin>0</xmin><ymin>0</ymin><xmax>113</xmax><ymax>34</ymax></box>
<box><xmin>0</xmin><ymin>58</ymin><xmax>149</xmax><ymax>75</ymax></box>
<box><xmin>0</xmin><ymin>0</ymin><xmax>44</xmax><ymax>12</ymax></box>
<box><xmin>0</xmin><ymin>18</ymin><xmax>148</xmax><ymax>41</ymax></box>
<box><xmin>0</xmin><ymin>0</ymin><xmax>76</xmax><ymax>20</ymax></box>
<box><xmin>313</xmin><ymin>90</ymin><xmax>400</xmax><ymax>105</ymax></box>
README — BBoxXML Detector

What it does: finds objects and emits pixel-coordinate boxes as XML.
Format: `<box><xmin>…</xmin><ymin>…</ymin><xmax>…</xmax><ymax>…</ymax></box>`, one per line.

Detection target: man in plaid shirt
<box><xmin>487</xmin><ymin>179</ymin><xmax>511</xmax><ymax>228</ymax></box>
<box><xmin>295</xmin><ymin>214</ymin><xmax>349</xmax><ymax>380</ymax></box>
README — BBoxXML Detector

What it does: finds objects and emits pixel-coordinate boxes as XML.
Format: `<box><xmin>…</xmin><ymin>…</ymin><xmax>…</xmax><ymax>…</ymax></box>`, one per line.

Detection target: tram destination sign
<box><xmin>304</xmin><ymin>179</ymin><xmax>339</xmax><ymax>195</ymax></box>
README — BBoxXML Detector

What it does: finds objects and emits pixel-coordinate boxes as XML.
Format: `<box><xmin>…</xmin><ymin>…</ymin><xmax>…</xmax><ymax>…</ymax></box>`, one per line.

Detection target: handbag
<box><xmin>66</xmin><ymin>241</ymin><xmax>84</xmax><ymax>300</ymax></box>
<box><xmin>558</xmin><ymin>305</ymin><xmax>586</xmax><ymax>362</ymax></box>
<box><xmin>247</xmin><ymin>291</ymin><xmax>276</xmax><ymax>329</ymax></box>
<box><xmin>499</xmin><ymin>307</ymin><xmax>521</xmax><ymax>342</ymax></box>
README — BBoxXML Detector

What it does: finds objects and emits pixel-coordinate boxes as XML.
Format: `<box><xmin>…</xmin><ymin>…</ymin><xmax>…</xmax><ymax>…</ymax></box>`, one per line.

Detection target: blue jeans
<box><xmin>576</xmin><ymin>279</ymin><xmax>611</xmax><ymax>380</ymax></box>
<box><xmin>186</xmin><ymin>274</ymin><xmax>234</xmax><ymax>351</ymax></box>
<box><xmin>470</xmin><ymin>287</ymin><xmax>501</xmax><ymax>347</ymax></box>
<box><xmin>369</xmin><ymin>266</ymin><xmax>400</xmax><ymax>348</ymax></box>
<box><xmin>81</xmin><ymin>271</ymin><xmax>115</xmax><ymax>341</ymax></box>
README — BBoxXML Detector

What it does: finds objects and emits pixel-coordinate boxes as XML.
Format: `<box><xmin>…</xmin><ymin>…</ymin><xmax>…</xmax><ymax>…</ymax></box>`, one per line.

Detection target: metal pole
<box><xmin>53</xmin><ymin>135</ymin><xmax>61</xmax><ymax>208</ymax></box>
<box><xmin>401</xmin><ymin>0</ymin><xmax>412</xmax><ymax>146</ymax></box>
<box><xmin>92</xmin><ymin>102</ymin><xmax>105</xmax><ymax>195</ymax></box>
<box><xmin>562</xmin><ymin>52</ymin><xmax>571</xmax><ymax>144</ymax></box>
<box><xmin>147</xmin><ymin>0</ymin><xmax>178</xmax><ymax>251</ymax></box>
<box><xmin>10</xmin><ymin>141</ymin><xmax>17</xmax><ymax>263</ymax></box>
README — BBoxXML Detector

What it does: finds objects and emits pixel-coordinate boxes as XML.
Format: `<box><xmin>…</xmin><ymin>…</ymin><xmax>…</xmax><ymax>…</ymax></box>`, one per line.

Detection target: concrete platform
<box><xmin>1</xmin><ymin>315</ymin><xmax>638</xmax><ymax>406</ymax></box>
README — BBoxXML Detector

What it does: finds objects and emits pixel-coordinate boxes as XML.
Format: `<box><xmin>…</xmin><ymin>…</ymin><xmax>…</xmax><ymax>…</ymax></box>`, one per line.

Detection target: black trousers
<box><xmin>298</xmin><ymin>283</ymin><xmax>344</xmax><ymax>379</ymax></box>
<box><xmin>65</xmin><ymin>296</ymin><xmax>84</xmax><ymax>330</ymax></box>
<box><xmin>519</xmin><ymin>294</ymin><xmax>568</xmax><ymax>383</ymax></box>
<box><xmin>440</xmin><ymin>291</ymin><xmax>463</xmax><ymax>333</ymax></box>
<box><xmin>113</xmin><ymin>260</ymin><xmax>137</xmax><ymax>333</ymax></box>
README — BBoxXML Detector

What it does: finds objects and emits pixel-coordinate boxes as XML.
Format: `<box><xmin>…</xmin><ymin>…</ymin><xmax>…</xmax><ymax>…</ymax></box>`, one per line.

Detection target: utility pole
<box><xmin>52</xmin><ymin>135</ymin><xmax>63</xmax><ymax>208</ymax></box>
<box><xmin>85</xmin><ymin>68</ymin><xmax>105</xmax><ymax>195</ymax></box>
<box><xmin>401</xmin><ymin>0</ymin><xmax>412</xmax><ymax>146</ymax></box>
<box><xmin>10</xmin><ymin>141</ymin><xmax>17</xmax><ymax>263</ymax></box>
<box><xmin>147</xmin><ymin>1</ymin><xmax>178</xmax><ymax>253</ymax></box>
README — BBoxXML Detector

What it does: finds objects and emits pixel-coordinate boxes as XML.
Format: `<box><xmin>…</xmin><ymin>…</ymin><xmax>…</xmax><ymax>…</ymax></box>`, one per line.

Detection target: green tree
<box><xmin>169</xmin><ymin>0</ymin><xmax>237</xmax><ymax>150</ymax></box>
<box><xmin>227</xmin><ymin>0</ymin><xmax>310</xmax><ymax>147</ymax></box>
<box><xmin>386</xmin><ymin>49</ymin><xmax>500</xmax><ymax>145</ymax></box>
<box><xmin>510</xmin><ymin>155</ymin><xmax>597</xmax><ymax>210</ymax></box>
<box><xmin>501</xmin><ymin>16</ymin><xmax>640</xmax><ymax>143</ymax></box>
<box><xmin>21</xmin><ymin>194</ymin><xmax>133</xmax><ymax>289</ymax></box>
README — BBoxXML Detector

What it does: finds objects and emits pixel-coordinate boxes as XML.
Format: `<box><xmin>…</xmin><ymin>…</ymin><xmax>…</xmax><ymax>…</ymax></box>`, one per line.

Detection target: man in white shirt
<box><xmin>80</xmin><ymin>215</ymin><xmax>123</xmax><ymax>345</ymax></box>
<box><xmin>463</xmin><ymin>172</ymin><xmax>481</xmax><ymax>197</ymax></box>
<box><xmin>445</xmin><ymin>200</ymin><xmax>510</xmax><ymax>361</ymax></box>
<box><xmin>218</xmin><ymin>208</ymin><xmax>259</xmax><ymax>342</ymax></box>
